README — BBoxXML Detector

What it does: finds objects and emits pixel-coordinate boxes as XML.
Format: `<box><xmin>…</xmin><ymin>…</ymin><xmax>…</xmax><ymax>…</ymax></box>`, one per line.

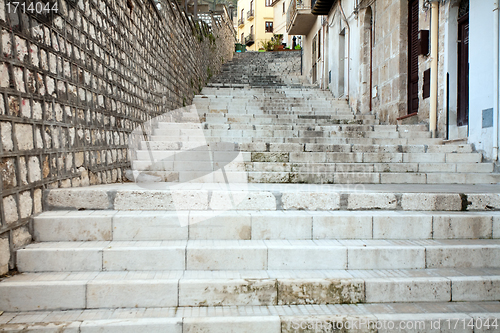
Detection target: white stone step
<box><xmin>1</xmin><ymin>303</ymin><xmax>498</xmax><ymax>332</ymax></box>
<box><xmin>15</xmin><ymin>239</ymin><xmax>500</xmax><ymax>272</ymax></box>
<box><xmin>32</xmin><ymin>210</ymin><xmax>500</xmax><ymax>242</ymax></box>
<box><xmin>43</xmin><ymin>183</ymin><xmax>500</xmax><ymax>211</ymax></box>
<box><xmin>133</xmin><ymin>170</ymin><xmax>500</xmax><ymax>185</ymax></box>
<box><xmin>1</xmin><ymin>269</ymin><xmax>500</xmax><ymax>311</ymax></box>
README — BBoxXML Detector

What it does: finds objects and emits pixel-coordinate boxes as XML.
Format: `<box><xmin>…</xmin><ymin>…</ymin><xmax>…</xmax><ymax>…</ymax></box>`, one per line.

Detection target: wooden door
<box><xmin>407</xmin><ymin>0</ymin><xmax>419</xmax><ymax>114</ymax></box>
<box><xmin>457</xmin><ymin>14</ymin><xmax>469</xmax><ymax>126</ymax></box>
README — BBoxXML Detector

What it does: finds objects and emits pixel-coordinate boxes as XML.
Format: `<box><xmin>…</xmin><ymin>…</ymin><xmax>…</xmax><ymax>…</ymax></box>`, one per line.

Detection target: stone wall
<box><xmin>370</xmin><ymin>0</ymin><xmax>409</xmax><ymax>124</ymax></box>
<box><xmin>0</xmin><ymin>0</ymin><xmax>235</xmax><ymax>274</ymax></box>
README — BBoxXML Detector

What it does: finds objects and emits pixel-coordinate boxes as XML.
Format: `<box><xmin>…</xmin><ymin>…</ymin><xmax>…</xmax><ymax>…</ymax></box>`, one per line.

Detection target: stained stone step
<box><xmin>139</xmin><ymin>137</ymin><xmax>446</xmax><ymax>145</ymax></box>
<box><xmin>149</xmin><ymin>130</ymin><xmax>432</xmax><ymax>140</ymax></box>
<box><xmin>135</xmin><ymin>148</ymin><xmax>483</xmax><ymax>165</ymax></box>
<box><xmin>135</xmin><ymin>170</ymin><xmax>500</xmax><ymax>184</ymax></box>
<box><xmin>43</xmin><ymin>183</ymin><xmax>500</xmax><ymax>211</ymax></box>
<box><xmin>32</xmin><ymin>210</ymin><xmax>500</xmax><ymax>242</ymax></box>
<box><xmin>133</xmin><ymin>170</ymin><xmax>500</xmax><ymax>185</ymax></box>
<box><xmin>1</xmin><ymin>269</ymin><xmax>500</xmax><ymax>311</ymax></box>
<box><xmin>132</xmin><ymin>160</ymin><xmax>493</xmax><ymax>174</ymax></box>
<box><xmin>134</xmin><ymin>150</ymin><xmax>482</xmax><ymax>164</ymax></box>
<box><xmin>1</xmin><ymin>302</ymin><xmax>499</xmax><ymax>332</ymax></box>
<box><xmin>136</xmin><ymin>142</ymin><xmax>474</xmax><ymax>154</ymax></box>
<box><xmin>14</xmin><ymin>240</ymin><xmax>500</xmax><ymax>272</ymax></box>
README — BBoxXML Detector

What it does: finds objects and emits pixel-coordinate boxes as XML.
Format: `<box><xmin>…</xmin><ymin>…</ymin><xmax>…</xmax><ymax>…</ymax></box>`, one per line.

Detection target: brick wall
<box><xmin>0</xmin><ymin>0</ymin><xmax>235</xmax><ymax>274</ymax></box>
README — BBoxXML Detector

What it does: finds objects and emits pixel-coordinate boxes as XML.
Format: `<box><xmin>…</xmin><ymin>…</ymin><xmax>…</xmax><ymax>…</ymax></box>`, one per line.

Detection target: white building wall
<box><xmin>468</xmin><ymin>1</ymin><xmax>495</xmax><ymax>157</ymax></box>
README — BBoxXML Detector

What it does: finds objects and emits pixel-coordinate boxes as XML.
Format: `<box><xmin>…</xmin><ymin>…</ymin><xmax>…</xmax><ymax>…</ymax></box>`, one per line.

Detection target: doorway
<box><xmin>407</xmin><ymin>0</ymin><xmax>419</xmax><ymax>114</ymax></box>
<box><xmin>339</xmin><ymin>29</ymin><xmax>345</xmax><ymax>97</ymax></box>
<box><xmin>457</xmin><ymin>0</ymin><xmax>469</xmax><ymax>126</ymax></box>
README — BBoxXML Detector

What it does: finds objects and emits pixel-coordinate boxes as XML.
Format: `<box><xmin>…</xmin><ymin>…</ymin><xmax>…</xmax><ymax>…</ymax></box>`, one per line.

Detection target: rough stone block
<box><xmin>0</xmin><ymin>237</ymin><xmax>9</xmax><ymax>274</ymax></box>
<box><xmin>2</xmin><ymin>195</ymin><xmax>18</xmax><ymax>224</ymax></box>
<box><xmin>114</xmin><ymin>190</ymin><xmax>208</xmax><ymax>211</ymax></box>
<box><xmin>278</xmin><ymin>278</ymin><xmax>364</xmax><ymax>305</ymax></box>
<box><xmin>401</xmin><ymin>193</ymin><xmax>462</xmax><ymax>211</ymax></box>
<box><xmin>18</xmin><ymin>191</ymin><xmax>32</xmax><ymax>218</ymax></box>
<box><xmin>282</xmin><ymin>192</ymin><xmax>340</xmax><ymax>210</ymax></box>
<box><xmin>14</xmin><ymin>123</ymin><xmax>33</xmax><ymax>150</ymax></box>
<box><xmin>347</xmin><ymin>193</ymin><xmax>397</xmax><ymax>210</ymax></box>
<box><xmin>179</xmin><ymin>279</ymin><xmax>277</xmax><ymax>306</ymax></box>
<box><xmin>46</xmin><ymin>189</ymin><xmax>111</xmax><ymax>210</ymax></box>
<box><xmin>1</xmin><ymin>121</ymin><xmax>13</xmax><ymax>151</ymax></box>
<box><xmin>210</xmin><ymin>191</ymin><xmax>276</xmax><ymax>210</ymax></box>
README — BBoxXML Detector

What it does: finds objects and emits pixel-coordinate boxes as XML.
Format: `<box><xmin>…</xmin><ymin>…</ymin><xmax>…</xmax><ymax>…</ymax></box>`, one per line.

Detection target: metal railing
<box><xmin>238</xmin><ymin>17</ymin><xmax>245</xmax><ymax>26</ymax></box>
<box><xmin>247</xmin><ymin>9</ymin><xmax>254</xmax><ymax>19</ymax></box>
<box><xmin>286</xmin><ymin>0</ymin><xmax>311</xmax><ymax>32</ymax></box>
<box><xmin>244</xmin><ymin>33</ymin><xmax>255</xmax><ymax>45</ymax></box>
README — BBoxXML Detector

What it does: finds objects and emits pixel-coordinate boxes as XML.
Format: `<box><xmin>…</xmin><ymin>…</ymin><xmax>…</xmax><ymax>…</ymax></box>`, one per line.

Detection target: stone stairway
<box><xmin>1</xmin><ymin>52</ymin><xmax>500</xmax><ymax>332</ymax></box>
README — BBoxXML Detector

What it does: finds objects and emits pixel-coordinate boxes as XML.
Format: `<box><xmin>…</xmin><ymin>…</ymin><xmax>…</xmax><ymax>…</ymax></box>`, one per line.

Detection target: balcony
<box><xmin>247</xmin><ymin>9</ymin><xmax>254</xmax><ymax>20</ymax></box>
<box><xmin>238</xmin><ymin>17</ymin><xmax>245</xmax><ymax>27</ymax></box>
<box><xmin>311</xmin><ymin>0</ymin><xmax>337</xmax><ymax>15</ymax></box>
<box><xmin>286</xmin><ymin>0</ymin><xmax>317</xmax><ymax>35</ymax></box>
<box><xmin>244</xmin><ymin>33</ymin><xmax>255</xmax><ymax>46</ymax></box>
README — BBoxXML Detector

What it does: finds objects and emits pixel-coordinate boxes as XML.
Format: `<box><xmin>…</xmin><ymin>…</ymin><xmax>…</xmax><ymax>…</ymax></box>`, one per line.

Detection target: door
<box><xmin>339</xmin><ymin>29</ymin><xmax>345</xmax><ymax>96</ymax></box>
<box><xmin>457</xmin><ymin>13</ymin><xmax>469</xmax><ymax>126</ymax></box>
<box><xmin>407</xmin><ymin>0</ymin><xmax>419</xmax><ymax>114</ymax></box>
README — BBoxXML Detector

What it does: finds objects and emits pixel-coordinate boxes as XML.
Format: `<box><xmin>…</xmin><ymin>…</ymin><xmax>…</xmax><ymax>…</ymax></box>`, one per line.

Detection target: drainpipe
<box><xmin>493</xmin><ymin>0</ymin><xmax>499</xmax><ymax>161</ymax></box>
<box><xmin>429</xmin><ymin>0</ymin><xmax>439</xmax><ymax>138</ymax></box>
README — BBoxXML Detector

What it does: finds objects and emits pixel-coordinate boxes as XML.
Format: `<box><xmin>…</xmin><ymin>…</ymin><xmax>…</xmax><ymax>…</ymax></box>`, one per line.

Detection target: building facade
<box><xmin>237</xmin><ymin>0</ymin><xmax>275</xmax><ymax>50</ymax></box>
<box><xmin>288</xmin><ymin>0</ymin><xmax>500</xmax><ymax>161</ymax></box>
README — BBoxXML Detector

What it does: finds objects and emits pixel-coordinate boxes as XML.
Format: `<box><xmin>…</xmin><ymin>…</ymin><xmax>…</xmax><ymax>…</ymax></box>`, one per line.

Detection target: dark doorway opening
<box><xmin>407</xmin><ymin>0</ymin><xmax>419</xmax><ymax>114</ymax></box>
<box><xmin>457</xmin><ymin>0</ymin><xmax>469</xmax><ymax>126</ymax></box>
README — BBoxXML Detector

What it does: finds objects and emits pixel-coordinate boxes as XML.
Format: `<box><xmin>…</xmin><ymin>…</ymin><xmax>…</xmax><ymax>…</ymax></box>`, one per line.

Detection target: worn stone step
<box><xmin>32</xmin><ymin>210</ymin><xmax>500</xmax><ymax>242</ymax></box>
<box><xmin>43</xmin><ymin>183</ymin><xmax>500</xmax><ymax>211</ymax></box>
<box><xmin>132</xmin><ymin>160</ymin><xmax>493</xmax><ymax>175</ymax></box>
<box><xmin>1</xmin><ymin>302</ymin><xmax>499</xmax><ymax>332</ymax></box>
<box><xmin>133</xmin><ymin>170</ymin><xmax>500</xmax><ymax>184</ymax></box>
<box><xmin>15</xmin><ymin>239</ymin><xmax>500</xmax><ymax>272</ymax></box>
<box><xmin>1</xmin><ymin>269</ymin><xmax>500</xmax><ymax>311</ymax></box>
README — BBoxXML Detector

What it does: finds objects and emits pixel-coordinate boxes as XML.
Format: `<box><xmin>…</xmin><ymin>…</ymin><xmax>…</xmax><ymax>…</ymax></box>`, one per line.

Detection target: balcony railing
<box><xmin>238</xmin><ymin>17</ymin><xmax>245</xmax><ymax>27</ymax></box>
<box><xmin>286</xmin><ymin>0</ymin><xmax>311</xmax><ymax>32</ymax></box>
<box><xmin>247</xmin><ymin>9</ymin><xmax>254</xmax><ymax>20</ymax></box>
<box><xmin>244</xmin><ymin>33</ymin><xmax>255</xmax><ymax>46</ymax></box>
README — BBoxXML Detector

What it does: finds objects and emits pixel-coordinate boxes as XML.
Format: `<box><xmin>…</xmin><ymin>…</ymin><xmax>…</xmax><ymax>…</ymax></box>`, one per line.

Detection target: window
<box><xmin>318</xmin><ymin>29</ymin><xmax>321</xmax><ymax>59</ymax></box>
<box><xmin>265</xmin><ymin>21</ymin><xmax>273</xmax><ymax>33</ymax></box>
<box><xmin>283</xmin><ymin>1</ymin><xmax>285</xmax><ymax>13</ymax></box>
<box><xmin>241</xmin><ymin>33</ymin><xmax>244</xmax><ymax>44</ymax></box>
<box><xmin>241</xmin><ymin>9</ymin><xmax>244</xmax><ymax>20</ymax></box>
<box><xmin>250</xmin><ymin>25</ymin><xmax>254</xmax><ymax>36</ymax></box>
<box><xmin>266</xmin><ymin>0</ymin><xmax>272</xmax><ymax>6</ymax></box>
